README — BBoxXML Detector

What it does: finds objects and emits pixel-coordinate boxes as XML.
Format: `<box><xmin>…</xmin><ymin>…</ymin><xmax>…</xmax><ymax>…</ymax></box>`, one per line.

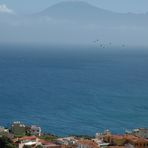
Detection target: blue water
<box><xmin>0</xmin><ymin>45</ymin><xmax>148</xmax><ymax>136</ymax></box>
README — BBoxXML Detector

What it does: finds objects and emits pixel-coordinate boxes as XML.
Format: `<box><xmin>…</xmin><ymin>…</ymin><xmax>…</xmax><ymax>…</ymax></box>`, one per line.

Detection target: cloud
<box><xmin>0</xmin><ymin>4</ymin><xmax>15</xmax><ymax>14</ymax></box>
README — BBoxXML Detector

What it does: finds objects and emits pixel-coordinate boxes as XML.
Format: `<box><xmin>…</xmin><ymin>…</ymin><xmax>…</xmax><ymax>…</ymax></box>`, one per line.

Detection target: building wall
<box><xmin>31</xmin><ymin>125</ymin><xmax>41</xmax><ymax>136</ymax></box>
<box><xmin>133</xmin><ymin>129</ymin><xmax>148</xmax><ymax>139</ymax></box>
<box><xmin>103</xmin><ymin>136</ymin><xmax>126</xmax><ymax>146</ymax></box>
<box><xmin>11</xmin><ymin>123</ymin><xmax>26</xmax><ymax>137</ymax></box>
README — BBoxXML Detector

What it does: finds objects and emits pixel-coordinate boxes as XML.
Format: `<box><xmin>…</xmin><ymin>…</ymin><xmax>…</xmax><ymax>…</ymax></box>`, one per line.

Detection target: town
<box><xmin>0</xmin><ymin>121</ymin><xmax>148</xmax><ymax>148</ymax></box>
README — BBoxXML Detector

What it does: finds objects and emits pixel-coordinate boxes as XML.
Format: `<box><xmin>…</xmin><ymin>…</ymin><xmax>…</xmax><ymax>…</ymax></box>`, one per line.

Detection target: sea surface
<box><xmin>0</xmin><ymin>45</ymin><xmax>148</xmax><ymax>136</ymax></box>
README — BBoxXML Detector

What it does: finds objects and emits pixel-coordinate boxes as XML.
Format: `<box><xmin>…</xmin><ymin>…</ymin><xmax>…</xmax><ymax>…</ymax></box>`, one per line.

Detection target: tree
<box><xmin>36</xmin><ymin>145</ymin><xmax>43</xmax><ymax>148</ymax></box>
<box><xmin>0</xmin><ymin>136</ymin><xmax>16</xmax><ymax>148</ymax></box>
<box><xmin>23</xmin><ymin>145</ymin><xmax>32</xmax><ymax>148</ymax></box>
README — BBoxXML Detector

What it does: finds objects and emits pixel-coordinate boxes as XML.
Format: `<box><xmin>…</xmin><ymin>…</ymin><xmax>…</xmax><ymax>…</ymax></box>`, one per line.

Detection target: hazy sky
<box><xmin>0</xmin><ymin>0</ymin><xmax>148</xmax><ymax>14</ymax></box>
<box><xmin>0</xmin><ymin>0</ymin><xmax>148</xmax><ymax>46</ymax></box>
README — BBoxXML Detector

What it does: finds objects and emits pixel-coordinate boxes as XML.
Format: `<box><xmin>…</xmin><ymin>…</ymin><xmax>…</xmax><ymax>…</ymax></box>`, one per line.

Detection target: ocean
<box><xmin>0</xmin><ymin>44</ymin><xmax>148</xmax><ymax>136</ymax></box>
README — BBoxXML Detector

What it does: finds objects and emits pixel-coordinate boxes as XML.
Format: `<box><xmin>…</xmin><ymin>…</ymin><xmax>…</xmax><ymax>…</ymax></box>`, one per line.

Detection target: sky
<box><xmin>0</xmin><ymin>0</ymin><xmax>148</xmax><ymax>46</ymax></box>
<box><xmin>0</xmin><ymin>0</ymin><xmax>148</xmax><ymax>14</ymax></box>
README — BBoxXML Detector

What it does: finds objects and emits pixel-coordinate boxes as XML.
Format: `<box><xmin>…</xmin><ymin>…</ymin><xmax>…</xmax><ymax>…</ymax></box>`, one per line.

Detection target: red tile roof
<box><xmin>19</xmin><ymin>136</ymin><xmax>37</xmax><ymax>141</ymax></box>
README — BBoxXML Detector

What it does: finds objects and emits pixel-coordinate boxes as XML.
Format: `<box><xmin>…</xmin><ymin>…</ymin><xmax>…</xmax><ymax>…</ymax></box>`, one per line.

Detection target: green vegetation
<box><xmin>23</xmin><ymin>146</ymin><xmax>32</xmax><ymax>148</ymax></box>
<box><xmin>40</xmin><ymin>134</ymin><xmax>58</xmax><ymax>142</ymax></box>
<box><xmin>35</xmin><ymin>145</ymin><xmax>43</xmax><ymax>148</ymax></box>
<box><xmin>0</xmin><ymin>136</ymin><xmax>16</xmax><ymax>148</ymax></box>
<box><xmin>11</xmin><ymin>123</ymin><xmax>26</xmax><ymax>137</ymax></box>
<box><xmin>71</xmin><ymin>135</ymin><xmax>95</xmax><ymax>140</ymax></box>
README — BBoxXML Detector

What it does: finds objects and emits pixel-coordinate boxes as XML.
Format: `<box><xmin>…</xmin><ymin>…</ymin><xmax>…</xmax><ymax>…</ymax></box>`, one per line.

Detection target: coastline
<box><xmin>1</xmin><ymin>121</ymin><xmax>148</xmax><ymax>148</ymax></box>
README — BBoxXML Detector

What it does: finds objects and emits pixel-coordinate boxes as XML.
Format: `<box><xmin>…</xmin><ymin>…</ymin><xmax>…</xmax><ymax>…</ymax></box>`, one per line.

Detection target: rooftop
<box><xmin>19</xmin><ymin>136</ymin><xmax>37</xmax><ymax>141</ymax></box>
<box><xmin>78</xmin><ymin>140</ymin><xmax>99</xmax><ymax>148</ymax></box>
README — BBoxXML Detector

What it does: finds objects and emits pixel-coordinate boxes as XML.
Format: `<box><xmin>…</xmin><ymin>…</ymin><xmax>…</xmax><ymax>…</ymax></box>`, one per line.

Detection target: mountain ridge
<box><xmin>37</xmin><ymin>1</ymin><xmax>148</xmax><ymax>25</ymax></box>
<box><xmin>38</xmin><ymin>1</ymin><xmax>117</xmax><ymax>21</ymax></box>
<box><xmin>40</xmin><ymin>1</ymin><xmax>114</xmax><ymax>14</ymax></box>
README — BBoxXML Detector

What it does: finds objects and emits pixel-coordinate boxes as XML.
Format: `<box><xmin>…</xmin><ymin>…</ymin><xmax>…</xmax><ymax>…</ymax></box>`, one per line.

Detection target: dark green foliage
<box><xmin>25</xmin><ymin>126</ymin><xmax>31</xmax><ymax>136</ymax></box>
<box><xmin>35</xmin><ymin>145</ymin><xmax>43</xmax><ymax>148</ymax></box>
<box><xmin>0</xmin><ymin>136</ymin><xmax>16</xmax><ymax>148</ymax></box>
<box><xmin>70</xmin><ymin>135</ymin><xmax>95</xmax><ymax>140</ymax></box>
<box><xmin>23</xmin><ymin>146</ymin><xmax>32</xmax><ymax>148</ymax></box>
<box><xmin>40</xmin><ymin>134</ymin><xmax>58</xmax><ymax>142</ymax></box>
<box><xmin>11</xmin><ymin>124</ymin><xmax>26</xmax><ymax>137</ymax></box>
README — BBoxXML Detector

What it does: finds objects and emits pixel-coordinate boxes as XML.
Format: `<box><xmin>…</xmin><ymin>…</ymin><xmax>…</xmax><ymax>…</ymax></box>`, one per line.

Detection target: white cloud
<box><xmin>0</xmin><ymin>4</ymin><xmax>15</xmax><ymax>14</ymax></box>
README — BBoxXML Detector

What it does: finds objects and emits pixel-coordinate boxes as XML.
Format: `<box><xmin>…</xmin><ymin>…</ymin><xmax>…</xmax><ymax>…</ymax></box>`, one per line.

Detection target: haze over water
<box><xmin>0</xmin><ymin>45</ymin><xmax>148</xmax><ymax>136</ymax></box>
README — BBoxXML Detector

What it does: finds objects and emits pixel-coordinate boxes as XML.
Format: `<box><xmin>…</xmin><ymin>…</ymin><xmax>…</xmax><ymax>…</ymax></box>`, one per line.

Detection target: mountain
<box><xmin>0</xmin><ymin>1</ymin><xmax>148</xmax><ymax>46</ymax></box>
<box><xmin>39</xmin><ymin>1</ymin><xmax>114</xmax><ymax>20</ymax></box>
<box><xmin>38</xmin><ymin>1</ymin><xmax>148</xmax><ymax>26</ymax></box>
<box><xmin>38</xmin><ymin>1</ymin><xmax>118</xmax><ymax>24</ymax></box>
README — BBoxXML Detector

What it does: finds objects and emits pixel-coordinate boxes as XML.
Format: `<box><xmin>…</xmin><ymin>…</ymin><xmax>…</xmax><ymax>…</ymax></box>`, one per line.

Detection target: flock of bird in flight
<box><xmin>93</xmin><ymin>39</ymin><xmax>125</xmax><ymax>48</ymax></box>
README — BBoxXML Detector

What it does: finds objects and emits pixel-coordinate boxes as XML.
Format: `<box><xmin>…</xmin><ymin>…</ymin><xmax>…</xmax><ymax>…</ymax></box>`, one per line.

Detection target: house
<box><xmin>103</xmin><ymin>135</ymin><xmax>126</xmax><ymax>146</ymax></box>
<box><xmin>16</xmin><ymin>136</ymin><xmax>41</xmax><ymax>148</ymax></box>
<box><xmin>30</xmin><ymin>125</ymin><xmax>41</xmax><ymax>136</ymax></box>
<box><xmin>103</xmin><ymin>134</ymin><xmax>148</xmax><ymax>148</ymax></box>
<box><xmin>93</xmin><ymin>138</ymin><xmax>109</xmax><ymax>148</ymax></box>
<box><xmin>39</xmin><ymin>139</ymin><xmax>61</xmax><ymax>148</ymax></box>
<box><xmin>11</xmin><ymin>121</ymin><xmax>26</xmax><ymax>137</ymax></box>
<box><xmin>132</xmin><ymin>128</ymin><xmax>148</xmax><ymax>139</ymax></box>
<box><xmin>0</xmin><ymin>126</ymin><xmax>9</xmax><ymax>134</ymax></box>
<box><xmin>77</xmin><ymin>140</ymin><xmax>99</xmax><ymax>148</ymax></box>
<box><xmin>95</xmin><ymin>132</ymin><xmax>109</xmax><ymax>148</ymax></box>
<box><xmin>57</xmin><ymin>137</ymin><xmax>76</xmax><ymax>145</ymax></box>
<box><xmin>125</xmin><ymin>135</ymin><xmax>148</xmax><ymax>148</ymax></box>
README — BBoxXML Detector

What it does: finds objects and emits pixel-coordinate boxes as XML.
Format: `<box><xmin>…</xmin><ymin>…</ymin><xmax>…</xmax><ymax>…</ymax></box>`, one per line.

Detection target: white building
<box><xmin>132</xmin><ymin>128</ymin><xmax>148</xmax><ymax>139</ymax></box>
<box><xmin>30</xmin><ymin>125</ymin><xmax>41</xmax><ymax>136</ymax></box>
<box><xmin>18</xmin><ymin>136</ymin><xmax>41</xmax><ymax>148</ymax></box>
<box><xmin>0</xmin><ymin>126</ymin><xmax>9</xmax><ymax>133</ymax></box>
<box><xmin>57</xmin><ymin>137</ymin><xmax>76</xmax><ymax>145</ymax></box>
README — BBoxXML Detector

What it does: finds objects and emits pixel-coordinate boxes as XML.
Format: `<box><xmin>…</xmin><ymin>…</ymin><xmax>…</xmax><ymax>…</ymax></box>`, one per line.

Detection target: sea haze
<box><xmin>0</xmin><ymin>1</ymin><xmax>148</xmax><ymax>46</ymax></box>
<box><xmin>0</xmin><ymin>45</ymin><xmax>148</xmax><ymax>136</ymax></box>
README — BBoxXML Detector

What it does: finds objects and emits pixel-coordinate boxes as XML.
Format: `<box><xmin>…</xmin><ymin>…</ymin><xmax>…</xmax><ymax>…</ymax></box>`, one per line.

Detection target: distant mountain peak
<box><xmin>39</xmin><ymin>1</ymin><xmax>113</xmax><ymax>20</ymax></box>
<box><xmin>51</xmin><ymin>1</ymin><xmax>96</xmax><ymax>7</ymax></box>
<box><xmin>42</xmin><ymin>0</ymin><xmax>101</xmax><ymax>12</ymax></box>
